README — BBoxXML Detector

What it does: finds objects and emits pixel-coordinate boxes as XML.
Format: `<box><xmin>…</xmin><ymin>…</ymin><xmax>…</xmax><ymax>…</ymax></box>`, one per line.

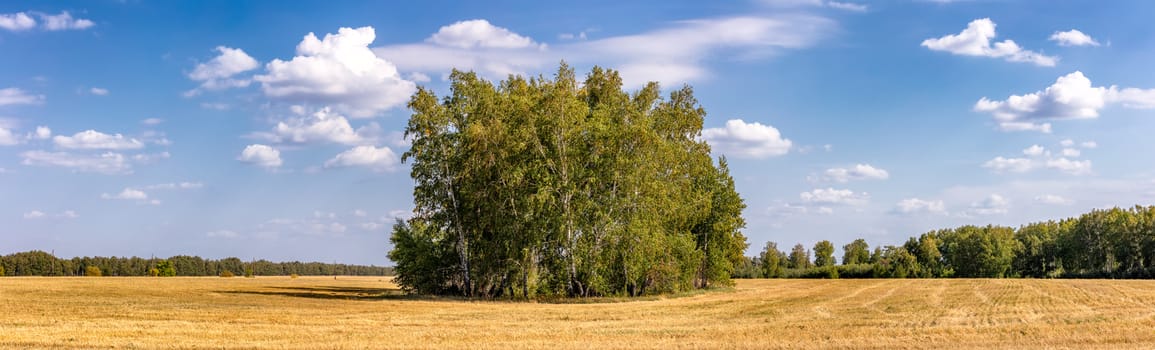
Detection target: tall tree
<box><xmin>813</xmin><ymin>240</ymin><xmax>836</xmax><ymax>267</ymax></box>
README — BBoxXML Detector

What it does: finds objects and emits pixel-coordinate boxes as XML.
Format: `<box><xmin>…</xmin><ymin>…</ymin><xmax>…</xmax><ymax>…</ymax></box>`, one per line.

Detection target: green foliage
<box><xmin>155</xmin><ymin>260</ymin><xmax>176</xmax><ymax>277</ymax></box>
<box><xmin>759</xmin><ymin>242</ymin><xmax>785</xmax><ymax>278</ymax></box>
<box><xmin>85</xmin><ymin>266</ymin><xmax>102</xmax><ymax>277</ymax></box>
<box><xmin>787</xmin><ymin>244</ymin><xmax>812</xmax><ymax>269</ymax></box>
<box><xmin>391</xmin><ymin>64</ymin><xmax>748</xmax><ymax>297</ymax></box>
<box><xmin>813</xmin><ymin>240</ymin><xmax>836</xmax><ymax>267</ymax></box>
<box><xmin>841</xmin><ymin>239</ymin><xmax>870</xmax><ymax>266</ymax></box>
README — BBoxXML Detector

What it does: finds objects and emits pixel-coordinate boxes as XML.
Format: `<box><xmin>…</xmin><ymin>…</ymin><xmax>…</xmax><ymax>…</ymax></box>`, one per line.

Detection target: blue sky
<box><xmin>3</xmin><ymin>0</ymin><xmax>1155</xmax><ymax>265</ymax></box>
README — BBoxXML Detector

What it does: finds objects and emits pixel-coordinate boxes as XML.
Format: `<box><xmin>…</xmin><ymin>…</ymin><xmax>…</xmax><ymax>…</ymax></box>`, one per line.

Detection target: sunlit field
<box><xmin>2</xmin><ymin>277</ymin><xmax>1154</xmax><ymax>349</ymax></box>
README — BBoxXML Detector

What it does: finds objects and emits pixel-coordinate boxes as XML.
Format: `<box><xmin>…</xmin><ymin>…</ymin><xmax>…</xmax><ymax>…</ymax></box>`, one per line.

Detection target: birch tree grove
<box><xmin>389</xmin><ymin>64</ymin><xmax>749</xmax><ymax>297</ymax></box>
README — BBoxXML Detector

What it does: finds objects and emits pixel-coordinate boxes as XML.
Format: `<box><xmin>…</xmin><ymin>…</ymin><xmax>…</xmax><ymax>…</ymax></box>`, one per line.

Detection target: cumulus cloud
<box><xmin>237</xmin><ymin>144</ymin><xmax>282</xmax><ymax>169</ymax></box>
<box><xmin>965</xmin><ymin>194</ymin><xmax>1010</xmax><ymax>216</ymax></box>
<box><xmin>1049</xmin><ymin>29</ymin><xmax>1099</xmax><ymax>47</ymax></box>
<box><xmin>38</xmin><ymin>11</ymin><xmax>94</xmax><ymax>31</ymax></box>
<box><xmin>376</xmin><ymin>15</ymin><xmax>833</xmax><ymax>88</ymax></box>
<box><xmin>893</xmin><ymin>198</ymin><xmax>947</xmax><ymax>215</ymax></box>
<box><xmin>21</xmin><ymin>151</ymin><xmax>132</xmax><ymax>174</ymax></box>
<box><xmin>0</xmin><ymin>11</ymin><xmax>92</xmax><ymax>31</ymax></box>
<box><xmin>324</xmin><ymin>145</ymin><xmax>399</xmax><ymax>172</ymax></box>
<box><xmin>143</xmin><ymin>182</ymin><xmax>203</xmax><ymax>190</ymax></box>
<box><xmin>0</xmin><ymin>12</ymin><xmax>36</xmax><ymax>31</ymax></box>
<box><xmin>1022</xmin><ymin>145</ymin><xmax>1045</xmax><ymax>156</ymax></box>
<box><xmin>0</xmin><ymin>126</ymin><xmax>19</xmax><ymax>146</ymax></box>
<box><xmin>701</xmin><ymin>119</ymin><xmax>792</xmax><ymax>158</ymax></box>
<box><xmin>800</xmin><ymin>188</ymin><xmax>869</xmax><ymax>205</ymax></box>
<box><xmin>1035</xmin><ymin>194</ymin><xmax>1074</xmax><ymax>205</ymax></box>
<box><xmin>0</xmin><ymin>87</ymin><xmax>45</xmax><ymax>106</ymax></box>
<box><xmin>819</xmin><ymin>164</ymin><xmax>889</xmax><ymax>183</ymax></box>
<box><xmin>53</xmin><ymin>130</ymin><xmax>145</xmax><ymax>150</ymax></box>
<box><xmin>975</xmin><ymin>71</ymin><xmax>1155</xmax><ymax>132</ymax></box>
<box><xmin>982</xmin><ymin>156</ymin><xmax>1035</xmax><ymax>173</ymax></box>
<box><xmin>186</xmin><ymin>46</ymin><xmax>259</xmax><ymax>95</ymax></box>
<box><xmin>428</xmin><ymin>19</ymin><xmax>543</xmax><ymax>49</ymax></box>
<box><xmin>101</xmin><ymin>188</ymin><xmax>148</xmax><ymax>200</ymax></box>
<box><xmin>251</xmin><ymin>107</ymin><xmax>373</xmax><ymax>145</ymax></box>
<box><xmin>921</xmin><ymin>18</ymin><xmax>1057</xmax><ymax>67</ymax></box>
<box><xmin>206</xmin><ymin>230</ymin><xmax>238</xmax><ymax>238</ymax></box>
<box><xmin>255</xmin><ymin>27</ymin><xmax>416</xmax><ymax>117</ymax></box>
<box><xmin>984</xmin><ymin>141</ymin><xmax>1092</xmax><ymax>175</ymax></box>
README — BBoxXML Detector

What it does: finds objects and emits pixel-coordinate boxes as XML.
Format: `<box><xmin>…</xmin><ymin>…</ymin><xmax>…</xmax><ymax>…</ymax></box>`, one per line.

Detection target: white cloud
<box><xmin>255</xmin><ymin>26</ymin><xmax>416</xmax><ymax>117</ymax></box>
<box><xmin>237</xmin><ymin>144</ymin><xmax>282</xmax><ymax>169</ymax></box>
<box><xmin>324</xmin><ymin>145</ymin><xmax>399</xmax><ymax>172</ymax></box>
<box><xmin>1049</xmin><ymin>29</ymin><xmax>1099</xmax><ymax>47</ymax></box>
<box><xmin>0</xmin><ymin>12</ymin><xmax>36</xmax><ymax>31</ymax></box>
<box><xmin>89</xmin><ymin>87</ymin><xmax>109</xmax><ymax>96</ymax></box>
<box><xmin>0</xmin><ymin>126</ymin><xmax>19</xmax><ymax>145</ymax></box>
<box><xmin>983</xmin><ymin>156</ymin><xmax>1035</xmax><ymax>173</ymax></box>
<box><xmin>23</xmin><ymin>209</ymin><xmax>80</xmax><ymax>220</ymax></box>
<box><xmin>31</xmin><ymin>126</ymin><xmax>52</xmax><ymax>140</ymax></box>
<box><xmin>1</xmin><ymin>11</ymin><xmax>93</xmax><ymax>31</ymax></box>
<box><xmin>1035</xmin><ymin>194</ymin><xmax>1074</xmax><ymax>205</ymax></box>
<box><xmin>1022</xmin><ymin>145</ymin><xmax>1045</xmax><ymax>156</ymax></box>
<box><xmin>701</xmin><ymin>119</ymin><xmax>792</xmax><ymax>158</ymax></box>
<box><xmin>799</xmin><ymin>188</ymin><xmax>869</xmax><ymax>205</ymax></box>
<box><xmin>186</xmin><ymin>46</ymin><xmax>259</xmax><ymax>95</ymax></box>
<box><xmin>206</xmin><ymin>230</ymin><xmax>238</xmax><ymax>238</ymax></box>
<box><xmin>53</xmin><ymin>130</ymin><xmax>145</xmax><ymax>150</ymax></box>
<box><xmin>253</xmin><ymin>107</ymin><xmax>372</xmax><ymax>145</ymax></box>
<box><xmin>975</xmin><ymin>71</ymin><xmax>1155</xmax><ymax>132</ymax></box>
<box><xmin>428</xmin><ymin>19</ymin><xmax>543</xmax><ymax>49</ymax></box>
<box><xmin>826</xmin><ymin>2</ymin><xmax>868</xmax><ymax>12</ymax></box>
<box><xmin>0</xmin><ymin>88</ymin><xmax>45</xmax><ymax>106</ymax></box>
<box><xmin>38</xmin><ymin>11</ymin><xmax>94</xmax><ymax>31</ymax></box>
<box><xmin>21</xmin><ymin>151</ymin><xmax>132</xmax><ymax>174</ymax></box>
<box><xmin>820</xmin><ymin>164</ymin><xmax>889</xmax><ymax>182</ymax></box>
<box><xmin>1045</xmin><ymin>157</ymin><xmax>1092</xmax><ymax>175</ymax></box>
<box><xmin>102</xmin><ymin>188</ymin><xmax>148</xmax><ymax>200</ymax></box>
<box><xmin>921</xmin><ymin>18</ymin><xmax>1057</xmax><ymax>67</ymax></box>
<box><xmin>376</xmin><ymin>15</ymin><xmax>833</xmax><ymax>89</ymax></box>
<box><xmin>143</xmin><ymin>182</ymin><xmax>203</xmax><ymax>190</ymax></box>
<box><xmin>893</xmin><ymin>198</ymin><xmax>947</xmax><ymax>215</ymax></box>
<box><xmin>966</xmin><ymin>194</ymin><xmax>1010</xmax><ymax>215</ymax></box>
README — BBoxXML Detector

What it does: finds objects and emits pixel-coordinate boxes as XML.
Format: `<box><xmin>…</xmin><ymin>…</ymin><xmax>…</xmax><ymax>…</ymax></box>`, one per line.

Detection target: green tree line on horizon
<box><xmin>389</xmin><ymin>64</ymin><xmax>748</xmax><ymax>298</ymax></box>
<box><xmin>734</xmin><ymin>205</ymin><xmax>1155</xmax><ymax>279</ymax></box>
<box><xmin>0</xmin><ymin>251</ymin><xmax>392</xmax><ymax>277</ymax></box>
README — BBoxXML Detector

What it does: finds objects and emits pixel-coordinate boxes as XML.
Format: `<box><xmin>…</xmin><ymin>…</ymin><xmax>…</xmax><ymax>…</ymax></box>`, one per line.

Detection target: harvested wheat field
<box><xmin>2</xmin><ymin>277</ymin><xmax>1155</xmax><ymax>349</ymax></box>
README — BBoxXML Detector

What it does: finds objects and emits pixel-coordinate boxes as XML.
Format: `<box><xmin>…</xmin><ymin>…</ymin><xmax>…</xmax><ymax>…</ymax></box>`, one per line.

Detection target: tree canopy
<box><xmin>389</xmin><ymin>64</ymin><xmax>748</xmax><ymax>298</ymax></box>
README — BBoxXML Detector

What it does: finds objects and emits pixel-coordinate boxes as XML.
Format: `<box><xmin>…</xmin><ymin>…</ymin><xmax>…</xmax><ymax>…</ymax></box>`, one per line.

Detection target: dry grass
<box><xmin>2</xmin><ymin>277</ymin><xmax>1154</xmax><ymax>349</ymax></box>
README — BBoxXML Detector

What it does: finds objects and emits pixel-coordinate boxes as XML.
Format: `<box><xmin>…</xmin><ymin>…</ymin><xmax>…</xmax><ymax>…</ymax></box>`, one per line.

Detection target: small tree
<box><xmin>85</xmin><ymin>266</ymin><xmax>102</xmax><ymax>277</ymax></box>
<box><xmin>788</xmin><ymin>244</ymin><xmax>812</xmax><ymax>269</ymax></box>
<box><xmin>155</xmin><ymin>260</ymin><xmax>176</xmax><ymax>277</ymax></box>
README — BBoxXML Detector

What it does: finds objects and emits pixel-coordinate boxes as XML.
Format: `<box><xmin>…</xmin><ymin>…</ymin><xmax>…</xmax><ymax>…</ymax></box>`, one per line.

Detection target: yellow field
<box><xmin>2</xmin><ymin>277</ymin><xmax>1154</xmax><ymax>349</ymax></box>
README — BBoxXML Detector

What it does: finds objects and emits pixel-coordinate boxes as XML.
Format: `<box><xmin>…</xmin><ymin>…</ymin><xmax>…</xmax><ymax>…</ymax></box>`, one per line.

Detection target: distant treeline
<box><xmin>734</xmin><ymin>205</ymin><xmax>1155</xmax><ymax>279</ymax></box>
<box><xmin>0</xmin><ymin>251</ymin><xmax>393</xmax><ymax>277</ymax></box>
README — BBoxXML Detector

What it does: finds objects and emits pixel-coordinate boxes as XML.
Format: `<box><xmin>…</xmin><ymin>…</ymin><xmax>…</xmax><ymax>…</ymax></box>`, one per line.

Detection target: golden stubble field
<box><xmin>2</xmin><ymin>277</ymin><xmax>1154</xmax><ymax>349</ymax></box>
